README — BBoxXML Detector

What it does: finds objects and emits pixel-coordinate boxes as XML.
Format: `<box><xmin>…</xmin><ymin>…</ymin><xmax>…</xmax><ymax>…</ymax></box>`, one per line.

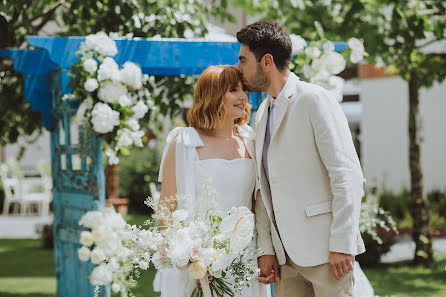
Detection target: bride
<box><xmin>156</xmin><ymin>65</ymin><xmax>269</xmax><ymax>297</ymax></box>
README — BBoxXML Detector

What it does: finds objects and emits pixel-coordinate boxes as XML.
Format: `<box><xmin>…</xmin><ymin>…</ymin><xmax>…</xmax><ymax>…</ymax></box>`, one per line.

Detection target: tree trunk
<box><xmin>409</xmin><ymin>69</ymin><xmax>433</xmax><ymax>267</ymax></box>
<box><xmin>106</xmin><ymin>164</ymin><xmax>119</xmax><ymax>199</ymax></box>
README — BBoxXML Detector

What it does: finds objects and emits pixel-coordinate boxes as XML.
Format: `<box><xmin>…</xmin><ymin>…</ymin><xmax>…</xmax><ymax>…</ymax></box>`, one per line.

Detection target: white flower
<box><xmin>120</xmin><ymin>62</ymin><xmax>143</xmax><ymax>89</ymax></box>
<box><xmin>302</xmin><ymin>64</ymin><xmax>313</xmax><ymax>79</ymax></box>
<box><xmin>83</xmin><ymin>58</ymin><xmax>98</xmax><ymax>73</ymax></box>
<box><xmin>320</xmin><ymin>52</ymin><xmax>346</xmax><ymax>75</ymax></box>
<box><xmin>119</xmin><ymin>95</ymin><xmax>132</xmax><ymax>107</ymax></box>
<box><xmin>190</xmin><ymin>247</ymin><xmax>203</xmax><ymax>262</ymax></box>
<box><xmin>172</xmin><ymin>209</ymin><xmax>189</xmax><ymax>223</ymax></box>
<box><xmin>348</xmin><ymin>37</ymin><xmax>365</xmax><ymax>63</ymax></box>
<box><xmin>326</xmin><ymin>76</ymin><xmax>345</xmax><ymax>102</ymax></box>
<box><xmin>78</xmin><ymin>246</ymin><xmax>90</xmax><ymax>262</ymax></box>
<box><xmin>126</xmin><ymin>118</ymin><xmax>140</xmax><ymax>131</ymax></box>
<box><xmin>323</xmin><ymin>41</ymin><xmax>335</xmax><ymax>52</ymax></box>
<box><xmin>117</xmin><ymin>129</ymin><xmax>133</xmax><ymax>147</ymax></box>
<box><xmin>109</xmin><ymin>257</ymin><xmax>120</xmax><ymax>271</ymax></box>
<box><xmin>111</xmin><ymin>283</ymin><xmax>121</xmax><ymax>293</ymax></box>
<box><xmin>305</xmin><ymin>46</ymin><xmax>321</xmax><ymax>59</ymax></box>
<box><xmin>85</xmin><ymin>32</ymin><xmax>118</xmax><ymax>57</ymax></box>
<box><xmin>202</xmin><ymin>247</ymin><xmax>216</xmax><ymax>266</ymax></box>
<box><xmin>97</xmin><ymin>57</ymin><xmax>120</xmax><ymax>81</ymax></box>
<box><xmin>220</xmin><ymin>206</ymin><xmax>254</xmax><ymax>252</ymax></box>
<box><xmin>79</xmin><ymin>211</ymin><xmax>104</xmax><ymax>229</ymax></box>
<box><xmin>132</xmin><ymin>101</ymin><xmax>148</xmax><ymax>119</ymax></box>
<box><xmin>188</xmin><ymin>260</ymin><xmax>207</xmax><ymax>279</ymax></box>
<box><xmin>105</xmin><ymin>149</ymin><xmax>119</xmax><ymax>165</ymax></box>
<box><xmin>75</xmin><ymin>97</ymin><xmax>93</xmax><ymax>124</ymax></box>
<box><xmin>90</xmin><ymin>102</ymin><xmax>120</xmax><ymax>134</ymax></box>
<box><xmin>310</xmin><ymin>69</ymin><xmax>331</xmax><ymax>87</ymax></box>
<box><xmin>90</xmin><ymin>264</ymin><xmax>113</xmax><ymax>286</ymax></box>
<box><xmin>139</xmin><ymin>260</ymin><xmax>149</xmax><ymax>270</ymax></box>
<box><xmin>90</xmin><ymin>247</ymin><xmax>106</xmax><ymax>264</ymax></box>
<box><xmin>80</xmin><ymin>231</ymin><xmax>94</xmax><ymax>247</ymax></box>
<box><xmin>84</xmin><ymin>78</ymin><xmax>99</xmax><ymax>92</ymax></box>
<box><xmin>290</xmin><ymin>34</ymin><xmax>307</xmax><ymax>54</ymax></box>
<box><xmin>98</xmin><ymin>80</ymin><xmax>128</xmax><ymax>103</ymax></box>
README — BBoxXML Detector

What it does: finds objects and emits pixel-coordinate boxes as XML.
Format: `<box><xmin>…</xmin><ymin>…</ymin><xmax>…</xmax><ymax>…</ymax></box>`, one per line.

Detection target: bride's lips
<box><xmin>234</xmin><ymin>104</ymin><xmax>245</xmax><ymax>110</ymax></box>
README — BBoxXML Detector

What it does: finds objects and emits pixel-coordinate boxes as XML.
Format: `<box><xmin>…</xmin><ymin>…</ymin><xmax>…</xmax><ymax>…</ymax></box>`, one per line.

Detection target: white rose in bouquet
<box><xmin>132</xmin><ymin>100</ymin><xmax>148</xmax><ymax>119</ymax></box>
<box><xmin>98</xmin><ymin>80</ymin><xmax>128</xmax><ymax>104</ymax></box>
<box><xmin>84</xmin><ymin>78</ymin><xmax>99</xmax><ymax>92</ymax></box>
<box><xmin>290</xmin><ymin>34</ymin><xmax>307</xmax><ymax>54</ymax></box>
<box><xmin>97</xmin><ymin>57</ymin><xmax>120</xmax><ymax>82</ymax></box>
<box><xmin>83</xmin><ymin>58</ymin><xmax>98</xmax><ymax>73</ymax></box>
<box><xmin>91</xmin><ymin>102</ymin><xmax>120</xmax><ymax>134</ymax></box>
<box><xmin>90</xmin><ymin>263</ymin><xmax>113</xmax><ymax>286</ymax></box>
<box><xmin>120</xmin><ymin>62</ymin><xmax>143</xmax><ymax>89</ymax></box>
<box><xmin>85</xmin><ymin>32</ymin><xmax>118</xmax><ymax>57</ymax></box>
<box><xmin>78</xmin><ymin>246</ymin><xmax>91</xmax><ymax>262</ymax></box>
<box><xmin>80</xmin><ymin>231</ymin><xmax>94</xmax><ymax>247</ymax></box>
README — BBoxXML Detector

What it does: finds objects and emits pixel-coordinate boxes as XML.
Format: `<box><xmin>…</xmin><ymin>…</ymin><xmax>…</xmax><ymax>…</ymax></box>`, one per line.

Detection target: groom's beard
<box><xmin>245</xmin><ymin>64</ymin><xmax>269</xmax><ymax>93</ymax></box>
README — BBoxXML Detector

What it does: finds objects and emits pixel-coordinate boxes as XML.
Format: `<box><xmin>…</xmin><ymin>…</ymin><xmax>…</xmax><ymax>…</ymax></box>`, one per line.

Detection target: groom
<box><xmin>236</xmin><ymin>21</ymin><xmax>365</xmax><ymax>297</ymax></box>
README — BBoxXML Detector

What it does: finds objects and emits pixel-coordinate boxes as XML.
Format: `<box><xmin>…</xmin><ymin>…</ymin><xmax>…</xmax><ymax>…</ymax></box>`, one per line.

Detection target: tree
<box><xmin>235</xmin><ymin>0</ymin><xmax>446</xmax><ymax>266</ymax></box>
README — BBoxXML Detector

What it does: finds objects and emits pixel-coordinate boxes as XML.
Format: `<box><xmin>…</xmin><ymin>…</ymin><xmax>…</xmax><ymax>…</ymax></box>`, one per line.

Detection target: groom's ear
<box><xmin>261</xmin><ymin>54</ymin><xmax>274</xmax><ymax>72</ymax></box>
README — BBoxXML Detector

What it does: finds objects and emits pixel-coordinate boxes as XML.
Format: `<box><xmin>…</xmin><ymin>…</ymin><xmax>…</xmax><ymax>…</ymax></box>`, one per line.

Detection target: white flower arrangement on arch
<box><xmin>65</xmin><ymin>32</ymin><xmax>155</xmax><ymax>165</ymax></box>
<box><xmin>290</xmin><ymin>23</ymin><xmax>366</xmax><ymax>102</ymax></box>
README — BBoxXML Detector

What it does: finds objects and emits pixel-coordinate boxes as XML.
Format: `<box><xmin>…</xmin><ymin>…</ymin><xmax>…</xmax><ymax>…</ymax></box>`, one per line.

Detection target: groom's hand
<box><xmin>257</xmin><ymin>255</ymin><xmax>280</xmax><ymax>284</ymax></box>
<box><xmin>330</xmin><ymin>252</ymin><xmax>353</xmax><ymax>280</ymax></box>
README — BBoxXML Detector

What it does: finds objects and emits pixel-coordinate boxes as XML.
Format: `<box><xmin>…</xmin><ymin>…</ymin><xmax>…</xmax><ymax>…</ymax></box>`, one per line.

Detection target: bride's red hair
<box><xmin>187</xmin><ymin>65</ymin><xmax>251</xmax><ymax>129</ymax></box>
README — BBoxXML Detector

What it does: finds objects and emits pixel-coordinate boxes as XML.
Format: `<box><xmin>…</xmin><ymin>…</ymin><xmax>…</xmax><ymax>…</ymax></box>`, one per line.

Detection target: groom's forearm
<box><xmin>255</xmin><ymin>193</ymin><xmax>275</xmax><ymax>256</ymax></box>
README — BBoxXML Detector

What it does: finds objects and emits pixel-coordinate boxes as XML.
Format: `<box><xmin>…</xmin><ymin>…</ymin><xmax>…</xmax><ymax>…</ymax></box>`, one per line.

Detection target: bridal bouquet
<box><xmin>135</xmin><ymin>186</ymin><xmax>260</xmax><ymax>297</ymax></box>
<box><xmin>65</xmin><ymin>32</ymin><xmax>153</xmax><ymax>165</ymax></box>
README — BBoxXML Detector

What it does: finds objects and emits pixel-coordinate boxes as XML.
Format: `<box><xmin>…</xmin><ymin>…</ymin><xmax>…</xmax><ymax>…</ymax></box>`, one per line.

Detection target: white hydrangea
<box><xmin>85</xmin><ymin>32</ymin><xmax>118</xmax><ymax>57</ymax></box>
<box><xmin>90</xmin><ymin>102</ymin><xmax>120</xmax><ymax>134</ymax></box>
<box><xmin>118</xmin><ymin>95</ymin><xmax>132</xmax><ymax>107</ymax></box>
<box><xmin>120</xmin><ymin>62</ymin><xmax>143</xmax><ymax>89</ymax></box>
<box><xmin>290</xmin><ymin>34</ymin><xmax>307</xmax><ymax>54</ymax></box>
<box><xmin>98</xmin><ymin>81</ymin><xmax>128</xmax><ymax>104</ymax></box>
<box><xmin>84</xmin><ymin>78</ymin><xmax>99</xmax><ymax>92</ymax></box>
<box><xmin>132</xmin><ymin>100</ymin><xmax>148</xmax><ymax>119</ymax></box>
<box><xmin>83</xmin><ymin>58</ymin><xmax>98</xmax><ymax>73</ymax></box>
<box><xmin>97</xmin><ymin>57</ymin><xmax>120</xmax><ymax>81</ymax></box>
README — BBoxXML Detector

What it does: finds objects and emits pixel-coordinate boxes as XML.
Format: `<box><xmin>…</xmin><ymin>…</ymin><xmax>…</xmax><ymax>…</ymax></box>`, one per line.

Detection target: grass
<box><xmin>1</xmin><ymin>214</ymin><xmax>445</xmax><ymax>297</ymax></box>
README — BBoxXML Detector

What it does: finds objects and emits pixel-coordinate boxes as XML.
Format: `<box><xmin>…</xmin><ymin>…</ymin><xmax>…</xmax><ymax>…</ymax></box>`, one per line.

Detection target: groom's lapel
<box><xmin>270</xmin><ymin>73</ymin><xmax>299</xmax><ymax>143</ymax></box>
<box><xmin>255</xmin><ymin>98</ymin><xmax>269</xmax><ymax>173</ymax></box>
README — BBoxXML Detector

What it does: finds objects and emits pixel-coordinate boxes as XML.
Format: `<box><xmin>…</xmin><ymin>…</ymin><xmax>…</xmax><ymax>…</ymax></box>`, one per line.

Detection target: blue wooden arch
<box><xmin>0</xmin><ymin>36</ymin><xmax>348</xmax><ymax>297</ymax></box>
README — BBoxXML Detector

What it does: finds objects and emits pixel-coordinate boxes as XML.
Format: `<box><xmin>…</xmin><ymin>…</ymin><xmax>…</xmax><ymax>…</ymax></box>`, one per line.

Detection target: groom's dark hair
<box><xmin>236</xmin><ymin>21</ymin><xmax>292</xmax><ymax>71</ymax></box>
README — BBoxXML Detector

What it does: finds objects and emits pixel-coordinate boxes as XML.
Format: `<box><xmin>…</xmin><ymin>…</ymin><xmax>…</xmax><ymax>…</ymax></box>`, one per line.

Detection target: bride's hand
<box><xmin>195</xmin><ymin>274</ymin><xmax>213</xmax><ymax>290</ymax></box>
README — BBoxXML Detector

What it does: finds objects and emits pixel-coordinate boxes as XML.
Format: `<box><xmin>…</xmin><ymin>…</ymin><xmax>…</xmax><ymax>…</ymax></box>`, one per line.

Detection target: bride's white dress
<box><xmin>156</xmin><ymin>129</ymin><xmax>269</xmax><ymax>297</ymax></box>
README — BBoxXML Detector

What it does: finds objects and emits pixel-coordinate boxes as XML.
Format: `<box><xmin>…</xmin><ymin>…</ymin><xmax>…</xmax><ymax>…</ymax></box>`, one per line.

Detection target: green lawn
<box><xmin>1</xmin><ymin>216</ymin><xmax>445</xmax><ymax>297</ymax></box>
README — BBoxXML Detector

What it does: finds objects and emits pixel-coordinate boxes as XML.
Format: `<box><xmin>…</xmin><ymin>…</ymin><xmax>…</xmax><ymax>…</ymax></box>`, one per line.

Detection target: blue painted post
<box><xmin>49</xmin><ymin>70</ymin><xmax>110</xmax><ymax>297</ymax></box>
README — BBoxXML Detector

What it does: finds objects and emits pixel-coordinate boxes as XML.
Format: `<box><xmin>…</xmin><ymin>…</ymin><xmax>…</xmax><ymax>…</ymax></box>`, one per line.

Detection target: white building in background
<box><xmin>360</xmin><ymin>74</ymin><xmax>446</xmax><ymax>193</ymax></box>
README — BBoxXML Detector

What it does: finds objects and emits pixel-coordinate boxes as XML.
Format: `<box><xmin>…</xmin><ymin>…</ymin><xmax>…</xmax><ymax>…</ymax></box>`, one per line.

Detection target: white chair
<box><xmin>1</xmin><ymin>163</ymin><xmax>52</xmax><ymax>216</ymax></box>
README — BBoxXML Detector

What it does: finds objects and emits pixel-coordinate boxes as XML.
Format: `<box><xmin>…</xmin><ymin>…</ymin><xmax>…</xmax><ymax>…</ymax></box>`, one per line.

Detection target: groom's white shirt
<box><xmin>254</xmin><ymin>72</ymin><xmax>365</xmax><ymax>267</ymax></box>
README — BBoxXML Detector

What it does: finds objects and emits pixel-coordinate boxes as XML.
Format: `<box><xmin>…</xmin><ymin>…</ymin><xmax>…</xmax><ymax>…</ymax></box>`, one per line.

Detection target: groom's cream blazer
<box><xmin>254</xmin><ymin>73</ymin><xmax>365</xmax><ymax>267</ymax></box>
